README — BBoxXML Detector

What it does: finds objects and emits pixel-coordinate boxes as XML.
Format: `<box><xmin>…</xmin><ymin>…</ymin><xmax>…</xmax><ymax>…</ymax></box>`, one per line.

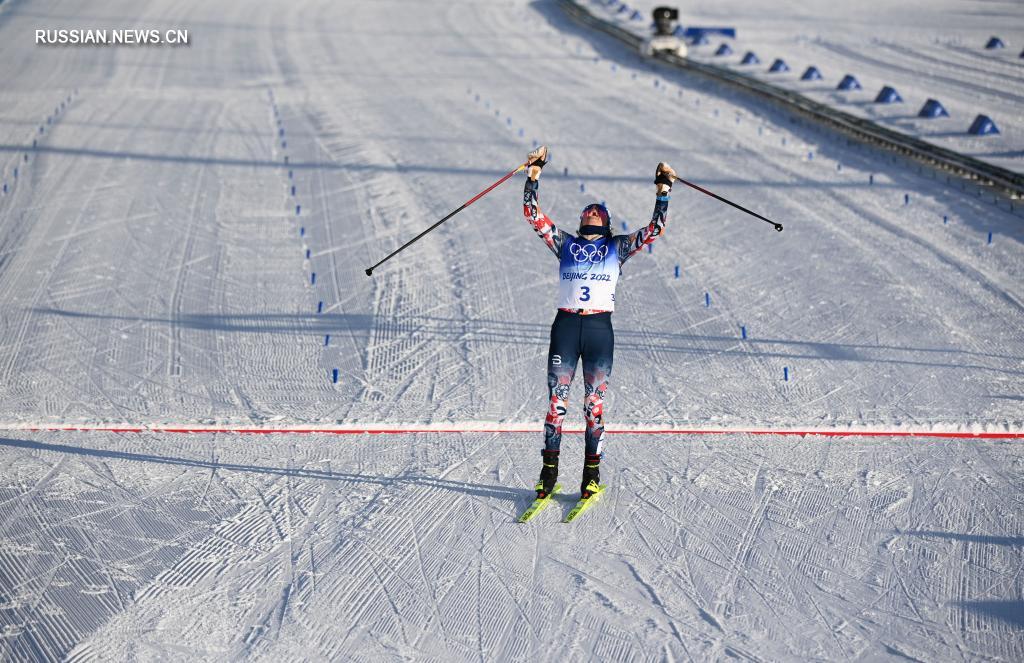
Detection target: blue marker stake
<box><xmin>324</xmin><ymin>334</ymin><xmax>330</xmax><ymax>346</ymax></box>
<box><xmin>987</xmin><ymin>231</ymin><xmax>993</xmax><ymax>244</ymax></box>
<box><xmin>296</xmin><ymin>204</ymin><xmax>301</xmax><ymax>215</ymax></box>
<box><xmin>311</xmin><ymin>272</ymin><xmax>316</xmax><ymax>285</ymax></box>
<box><xmin>741</xmin><ymin>326</ymin><xmax>747</xmax><ymax>339</ymax></box>
<box><xmin>904</xmin><ymin>193</ymin><xmax>909</xmax><ymax>205</ymax></box>
<box><xmin>837</xmin><ymin>163</ymin><xmax>842</xmax><ymax>172</ymax></box>
<box><xmin>783</xmin><ymin>367</ymin><xmax>789</xmax><ymax>381</ymax></box>
<box><xmin>282</xmin><ymin>140</ymin><xmax>287</xmax><ymax>149</ymax></box>
<box><xmin>305</xmin><ymin>248</ymin><xmax>311</xmax><ymax>259</ymax></box>
<box><xmin>332</xmin><ymin>368</ymin><xmax>339</xmax><ymax>384</ymax></box>
<box><xmin>647</xmin><ymin>244</ymin><xmax>652</xmax><ymax>253</ymax></box>
<box><xmin>869</xmin><ymin>174</ymin><xmax>874</xmax><ymax>185</ymax></box>
<box><xmin>563</xmin><ymin>167</ymin><xmax>568</xmax><ymax>177</ymax></box>
<box><xmin>300</xmin><ymin>227</ymin><xmax>305</xmax><ymax>236</ymax></box>
<box><xmin>705</xmin><ymin>292</ymin><xmax>711</xmax><ymax>307</ymax></box>
<box><xmin>674</xmin><ymin>265</ymin><xmax>680</xmax><ymax>278</ymax></box>
<box><xmin>943</xmin><ymin>215</ymin><xmax>948</xmax><ymax>225</ymax></box>
<box><xmin>317</xmin><ymin>301</ymin><xmax>323</xmax><ymax>313</ymax></box>
<box><xmin>288</xmin><ymin>170</ymin><xmax>293</xmax><ymax>179</ymax></box>
<box><xmin>580</xmin><ymin>182</ymin><xmax>585</xmax><ymax>193</ymax></box>
<box><xmin>808</xmin><ymin>151</ymin><xmax>814</xmax><ymax>160</ymax></box>
<box><xmin>291</xmin><ymin>185</ymin><xmax>296</xmax><ymax>196</ymax></box>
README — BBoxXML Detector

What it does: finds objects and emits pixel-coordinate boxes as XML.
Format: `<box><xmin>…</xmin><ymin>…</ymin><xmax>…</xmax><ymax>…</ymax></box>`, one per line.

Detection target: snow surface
<box><xmin>592</xmin><ymin>0</ymin><xmax>1024</xmax><ymax>174</ymax></box>
<box><xmin>0</xmin><ymin>0</ymin><xmax>1022</xmax><ymax>659</ymax></box>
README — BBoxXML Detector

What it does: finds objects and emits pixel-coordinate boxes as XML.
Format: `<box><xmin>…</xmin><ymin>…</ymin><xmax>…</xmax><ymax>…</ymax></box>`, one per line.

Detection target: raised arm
<box><xmin>618</xmin><ymin>162</ymin><xmax>676</xmax><ymax>264</ymax></box>
<box><xmin>522</xmin><ymin>145</ymin><xmax>567</xmax><ymax>258</ymax></box>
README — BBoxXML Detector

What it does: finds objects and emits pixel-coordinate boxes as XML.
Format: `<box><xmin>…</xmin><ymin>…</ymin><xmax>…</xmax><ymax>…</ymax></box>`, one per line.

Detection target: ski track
<box><xmin>0</xmin><ymin>0</ymin><xmax>1022</xmax><ymax>660</ymax></box>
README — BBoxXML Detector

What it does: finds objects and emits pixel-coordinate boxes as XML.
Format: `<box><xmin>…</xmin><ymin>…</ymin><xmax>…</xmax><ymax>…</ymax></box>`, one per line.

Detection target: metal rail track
<box><xmin>558</xmin><ymin>0</ymin><xmax>1024</xmax><ymax>200</ymax></box>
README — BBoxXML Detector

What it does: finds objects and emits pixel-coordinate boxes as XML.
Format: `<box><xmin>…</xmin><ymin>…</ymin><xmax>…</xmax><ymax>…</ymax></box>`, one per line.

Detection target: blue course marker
<box><xmin>741</xmin><ymin>326</ymin><xmax>747</xmax><ymax>339</ymax></box>
<box><xmin>311</xmin><ymin>272</ymin><xmax>316</xmax><ymax>285</ymax></box>
<box><xmin>317</xmin><ymin>301</ymin><xmax>323</xmax><ymax>313</ymax></box>
<box><xmin>674</xmin><ymin>265</ymin><xmax>680</xmax><ymax>278</ymax></box>
<box><xmin>784</xmin><ymin>367</ymin><xmax>789</xmax><ymax>381</ymax></box>
<box><xmin>332</xmin><ymin>368</ymin><xmax>339</xmax><ymax>384</ymax></box>
<box><xmin>705</xmin><ymin>292</ymin><xmax>711</xmax><ymax>307</ymax></box>
<box><xmin>324</xmin><ymin>334</ymin><xmax>331</xmax><ymax>346</ymax></box>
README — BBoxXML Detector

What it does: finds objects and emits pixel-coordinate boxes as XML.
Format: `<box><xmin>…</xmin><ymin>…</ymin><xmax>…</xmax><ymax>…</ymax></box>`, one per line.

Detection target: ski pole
<box><xmin>365</xmin><ymin>162</ymin><xmax>529</xmax><ymax>276</ymax></box>
<box><xmin>676</xmin><ymin>176</ymin><xmax>783</xmax><ymax>232</ymax></box>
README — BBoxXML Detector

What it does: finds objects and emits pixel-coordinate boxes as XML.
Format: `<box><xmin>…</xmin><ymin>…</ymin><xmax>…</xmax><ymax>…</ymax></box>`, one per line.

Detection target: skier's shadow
<box><xmin>0</xmin><ymin>436</ymin><xmax>526</xmax><ymax>503</ymax></box>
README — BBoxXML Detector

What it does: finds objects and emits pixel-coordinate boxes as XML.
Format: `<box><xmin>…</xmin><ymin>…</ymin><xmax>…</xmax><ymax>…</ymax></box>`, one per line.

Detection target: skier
<box><xmin>522</xmin><ymin>145</ymin><xmax>675</xmax><ymax>502</ymax></box>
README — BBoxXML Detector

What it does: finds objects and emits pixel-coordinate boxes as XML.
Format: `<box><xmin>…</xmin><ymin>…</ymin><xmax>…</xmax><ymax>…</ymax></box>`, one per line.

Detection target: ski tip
<box><xmin>516</xmin><ymin>483</ymin><xmax>562</xmax><ymax>523</ymax></box>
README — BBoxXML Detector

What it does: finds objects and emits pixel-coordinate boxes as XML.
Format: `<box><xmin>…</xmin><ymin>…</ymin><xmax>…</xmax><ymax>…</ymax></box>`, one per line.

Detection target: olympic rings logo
<box><xmin>569</xmin><ymin>242</ymin><xmax>609</xmax><ymax>263</ymax></box>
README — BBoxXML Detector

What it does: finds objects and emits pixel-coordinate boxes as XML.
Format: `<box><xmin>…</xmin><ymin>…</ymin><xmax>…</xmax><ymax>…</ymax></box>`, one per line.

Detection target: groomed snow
<box><xmin>0</xmin><ymin>0</ymin><xmax>1022</xmax><ymax>659</ymax></box>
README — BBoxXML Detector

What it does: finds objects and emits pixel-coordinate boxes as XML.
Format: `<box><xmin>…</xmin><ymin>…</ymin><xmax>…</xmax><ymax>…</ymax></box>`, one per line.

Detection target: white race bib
<box><xmin>557</xmin><ymin>237</ymin><xmax>620</xmax><ymax>310</ymax></box>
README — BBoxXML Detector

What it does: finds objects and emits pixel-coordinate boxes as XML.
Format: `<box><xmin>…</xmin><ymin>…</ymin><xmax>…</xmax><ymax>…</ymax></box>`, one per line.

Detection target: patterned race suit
<box><xmin>523</xmin><ymin>177</ymin><xmax>670</xmax><ymax>456</ymax></box>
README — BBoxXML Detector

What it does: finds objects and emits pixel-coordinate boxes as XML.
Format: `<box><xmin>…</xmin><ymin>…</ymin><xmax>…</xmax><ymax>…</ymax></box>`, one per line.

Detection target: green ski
<box><xmin>563</xmin><ymin>485</ymin><xmax>606</xmax><ymax>523</ymax></box>
<box><xmin>517</xmin><ymin>484</ymin><xmax>561</xmax><ymax>523</ymax></box>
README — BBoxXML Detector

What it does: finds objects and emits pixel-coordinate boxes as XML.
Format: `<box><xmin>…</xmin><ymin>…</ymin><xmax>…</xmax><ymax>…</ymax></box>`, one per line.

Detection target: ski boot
<box><xmin>535</xmin><ymin>449</ymin><xmax>560</xmax><ymax>498</ymax></box>
<box><xmin>580</xmin><ymin>453</ymin><xmax>601</xmax><ymax>499</ymax></box>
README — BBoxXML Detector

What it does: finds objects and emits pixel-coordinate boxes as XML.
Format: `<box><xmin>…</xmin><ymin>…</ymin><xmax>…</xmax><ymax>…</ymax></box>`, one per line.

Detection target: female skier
<box><xmin>522</xmin><ymin>145</ymin><xmax>676</xmax><ymax>500</ymax></box>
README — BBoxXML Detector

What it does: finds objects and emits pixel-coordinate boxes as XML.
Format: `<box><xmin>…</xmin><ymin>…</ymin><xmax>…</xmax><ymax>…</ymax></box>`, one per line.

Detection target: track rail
<box><xmin>558</xmin><ymin>0</ymin><xmax>1024</xmax><ymax>200</ymax></box>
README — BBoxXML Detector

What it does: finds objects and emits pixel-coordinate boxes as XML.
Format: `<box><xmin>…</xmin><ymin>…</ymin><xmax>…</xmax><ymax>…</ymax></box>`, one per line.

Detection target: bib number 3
<box><xmin>579</xmin><ymin>286</ymin><xmax>591</xmax><ymax>302</ymax></box>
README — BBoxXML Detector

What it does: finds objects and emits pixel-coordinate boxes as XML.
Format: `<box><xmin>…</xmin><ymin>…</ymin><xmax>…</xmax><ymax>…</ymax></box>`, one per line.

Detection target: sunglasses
<box><xmin>580</xmin><ymin>203</ymin><xmax>610</xmax><ymax>225</ymax></box>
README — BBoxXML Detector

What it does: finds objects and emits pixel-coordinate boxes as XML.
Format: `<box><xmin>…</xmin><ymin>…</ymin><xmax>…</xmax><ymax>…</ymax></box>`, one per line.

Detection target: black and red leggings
<box><xmin>544</xmin><ymin>310</ymin><xmax>613</xmax><ymax>456</ymax></box>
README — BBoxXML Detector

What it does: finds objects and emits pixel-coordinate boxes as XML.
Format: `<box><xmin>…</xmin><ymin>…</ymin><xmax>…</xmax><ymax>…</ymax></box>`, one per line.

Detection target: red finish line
<box><xmin>10</xmin><ymin>425</ymin><xmax>1024</xmax><ymax>439</ymax></box>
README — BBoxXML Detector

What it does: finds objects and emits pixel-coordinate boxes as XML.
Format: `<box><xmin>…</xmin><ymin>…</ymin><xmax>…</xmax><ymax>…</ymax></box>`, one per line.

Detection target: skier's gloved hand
<box><xmin>527</xmin><ymin>145</ymin><xmax>548</xmax><ymax>180</ymax></box>
<box><xmin>655</xmin><ymin>162</ymin><xmax>676</xmax><ymax>195</ymax></box>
